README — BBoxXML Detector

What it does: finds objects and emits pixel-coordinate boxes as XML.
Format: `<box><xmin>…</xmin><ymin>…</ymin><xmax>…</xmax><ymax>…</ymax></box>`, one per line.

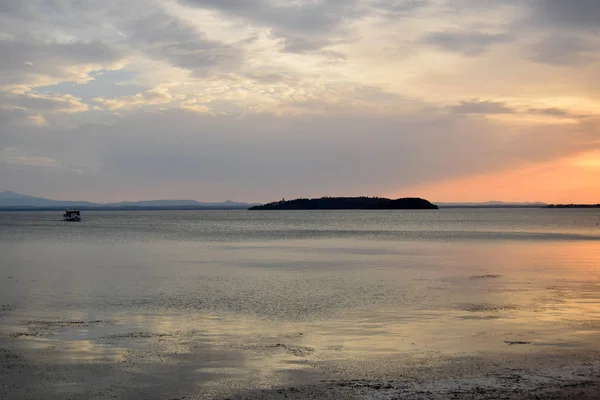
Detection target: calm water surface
<box><xmin>1</xmin><ymin>209</ymin><xmax>600</xmax><ymax>397</ymax></box>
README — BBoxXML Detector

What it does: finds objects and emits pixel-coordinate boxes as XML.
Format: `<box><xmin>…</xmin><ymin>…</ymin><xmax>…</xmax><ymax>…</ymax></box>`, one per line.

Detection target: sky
<box><xmin>0</xmin><ymin>0</ymin><xmax>599</xmax><ymax>203</ymax></box>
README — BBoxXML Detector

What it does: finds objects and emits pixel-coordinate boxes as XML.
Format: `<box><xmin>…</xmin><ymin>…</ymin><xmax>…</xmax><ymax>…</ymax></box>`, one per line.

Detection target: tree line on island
<box><xmin>249</xmin><ymin>197</ymin><xmax>439</xmax><ymax>210</ymax></box>
<box><xmin>545</xmin><ymin>204</ymin><xmax>600</xmax><ymax>208</ymax></box>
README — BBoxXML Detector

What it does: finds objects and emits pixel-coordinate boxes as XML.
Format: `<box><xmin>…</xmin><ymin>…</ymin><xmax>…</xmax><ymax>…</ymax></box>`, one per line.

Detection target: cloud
<box><xmin>180</xmin><ymin>0</ymin><xmax>358</xmax><ymax>34</ymax></box>
<box><xmin>371</xmin><ymin>0</ymin><xmax>429</xmax><ymax>16</ymax></box>
<box><xmin>123</xmin><ymin>12</ymin><xmax>243</xmax><ymax>75</ymax></box>
<box><xmin>449</xmin><ymin>102</ymin><xmax>590</xmax><ymax>119</ymax></box>
<box><xmin>0</xmin><ymin>39</ymin><xmax>124</xmax><ymax>91</ymax></box>
<box><xmin>530</xmin><ymin>35</ymin><xmax>598</xmax><ymax>65</ymax></box>
<box><xmin>0</xmin><ymin>1</ymin><xmax>22</xmax><ymax>12</ymax></box>
<box><xmin>0</xmin><ymin>40</ymin><xmax>118</xmax><ymax>71</ymax></box>
<box><xmin>448</xmin><ymin>100</ymin><xmax>516</xmax><ymax>115</ymax></box>
<box><xmin>94</xmin><ymin>86</ymin><xmax>183</xmax><ymax>111</ymax></box>
<box><xmin>421</xmin><ymin>31</ymin><xmax>513</xmax><ymax>56</ymax></box>
<box><xmin>0</xmin><ymin>147</ymin><xmax>61</xmax><ymax>168</ymax></box>
<box><xmin>527</xmin><ymin>107</ymin><xmax>577</xmax><ymax>118</ymax></box>
<box><xmin>27</xmin><ymin>115</ymin><xmax>48</xmax><ymax>126</ymax></box>
<box><xmin>179</xmin><ymin>0</ymin><xmax>360</xmax><ymax>52</ymax></box>
<box><xmin>0</xmin><ymin>107</ymin><xmax>29</xmax><ymax>126</ymax></box>
<box><xmin>278</xmin><ymin>35</ymin><xmax>339</xmax><ymax>54</ymax></box>
<box><xmin>0</xmin><ymin>92</ymin><xmax>88</xmax><ymax>113</ymax></box>
<box><xmin>533</xmin><ymin>0</ymin><xmax>600</xmax><ymax>30</ymax></box>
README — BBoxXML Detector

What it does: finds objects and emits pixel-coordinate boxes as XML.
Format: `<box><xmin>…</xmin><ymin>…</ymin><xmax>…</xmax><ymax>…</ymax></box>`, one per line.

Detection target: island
<box><xmin>249</xmin><ymin>197</ymin><xmax>438</xmax><ymax>210</ymax></box>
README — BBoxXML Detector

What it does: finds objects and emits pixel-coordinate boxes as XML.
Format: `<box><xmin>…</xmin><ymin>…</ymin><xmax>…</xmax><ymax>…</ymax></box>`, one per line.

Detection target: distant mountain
<box><xmin>0</xmin><ymin>191</ymin><xmax>551</xmax><ymax>210</ymax></box>
<box><xmin>0</xmin><ymin>191</ymin><xmax>97</xmax><ymax>207</ymax></box>
<box><xmin>436</xmin><ymin>201</ymin><xmax>547</xmax><ymax>208</ymax></box>
<box><xmin>0</xmin><ymin>191</ymin><xmax>256</xmax><ymax>210</ymax></box>
<box><xmin>107</xmin><ymin>200</ymin><xmax>204</xmax><ymax>207</ymax></box>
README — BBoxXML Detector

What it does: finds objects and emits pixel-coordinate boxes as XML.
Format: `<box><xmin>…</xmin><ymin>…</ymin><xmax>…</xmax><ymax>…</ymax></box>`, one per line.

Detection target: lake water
<box><xmin>1</xmin><ymin>209</ymin><xmax>600</xmax><ymax>399</ymax></box>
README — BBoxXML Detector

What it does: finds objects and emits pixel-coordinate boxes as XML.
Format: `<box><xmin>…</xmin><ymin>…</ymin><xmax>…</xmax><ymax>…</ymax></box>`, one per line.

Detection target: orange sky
<box><xmin>405</xmin><ymin>150</ymin><xmax>600</xmax><ymax>203</ymax></box>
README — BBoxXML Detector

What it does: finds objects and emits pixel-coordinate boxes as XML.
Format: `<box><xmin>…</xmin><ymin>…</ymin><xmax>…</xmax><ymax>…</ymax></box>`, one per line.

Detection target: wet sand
<box><xmin>1</xmin><ymin>310</ymin><xmax>599</xmax><ymax>399</ymax></box>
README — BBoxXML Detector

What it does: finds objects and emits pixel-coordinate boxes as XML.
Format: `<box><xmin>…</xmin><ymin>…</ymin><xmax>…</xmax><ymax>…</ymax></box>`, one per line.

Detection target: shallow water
<box><xmin>1</xmin><ymin>209</ymin><xmax>600</xmax><ymax>398</ymax></box>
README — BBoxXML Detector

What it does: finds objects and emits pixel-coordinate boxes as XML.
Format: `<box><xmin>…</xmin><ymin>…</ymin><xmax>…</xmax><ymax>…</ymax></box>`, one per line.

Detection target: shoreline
<box><xmin>2</xmin><ymin>334</ymin><xmax>599</xmax><ymax>399</ymax></box>
<box><xmin>2</xmin><ymin>309</ymin><xmax>599</xmax><ymax>399</ymax></box>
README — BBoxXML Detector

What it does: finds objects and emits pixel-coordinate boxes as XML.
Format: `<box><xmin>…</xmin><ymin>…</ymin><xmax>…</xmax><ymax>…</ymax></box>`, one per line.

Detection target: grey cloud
<box><xmin>456</xmin><ymin>1</ymin><xmax>600</xmax><ymax>34</ymax></box>
<box><xmin>0</xmin><ymin>40</ymin><xmax>119</xmax><ymax>71</ymax></box>
<box><xmin>181</xmin><ymin>0</ymin><xmax>357</xmax><ymax>34</ymax></box>
<box><xmin>434</xmin><ymin>1</ymin><xmax>600</xmax><ymax>61</ymax></box>
<box><xmin>530</xmin><ymin>35</ymin><xmax>597</xmax><ymax>65</ymax></box>
<box><xmin>180</xmin><ymin>0</ymin><xmax>359</xmax><ymax>52</ymax></box>
<box><xmin>0</xmin><ymin>107</ymin><xmax>28</xmax><ymax>126</ymax></box>
<box><xmin>449</xmin><ymin>102</ymin><xmax>591</xmax><ymax>120</ymax></box>
<box><xmin>0</xmin><ymin>0</ymin><xmax>75</xmax><ymax>16</ymax></box>
<box><xmin>0</xmin><ymin>39</ymin><xmax>122</xmax><ymax>87</ymax></box>
<box><xmin>421</xmin><ymin>31</ymin><xmax>512</xmax><ymax>56</ymax></box>
<box><xmin>0</xmin><ymin>0</ymin><xmax>119</xmax><ymax>36</ymax></box>
<box><xmin>42</xmin><ymin>41</ymin><xmax>116</xmax><ymax>65</ymax></box>
<box><xmin>449</xmin><ymin>100</ymin><xmax>515</xmax><ymax>115</ymax></box>
<box><xmin>1</xmin><ymin>1</ymin><xmax>242</xmax><ymax>80</ymax></box>
<box><xmin>534</xmin><ymin>0</ymin><xmax>600</xmax><ymax>30</ymax></box>
<box><xmin>527</xmin><ymin>107</ymin><xmax>581</xmax><ymax>118</ymax></box>
<box><xmin>449</xmin><ymin>101</ymin><xmax>589</xmax><ymax>119</ymax></box>
<box><xmin>124</xmin><ymin>13</ymin><xmax>243</xmax><ymax>75</ymax></box>
<box><xmin>279</xmin><ymin>36</ymin><xmax>337</xmax><ymax>54</ymax></box>
<box><xmin>0</xmin><ymin>1</ymin><xmax>26</xmax><ymax>13</ymax></box>
<box><xmin>371</xmin><ymin>0</ymin><xmax>429</xmax><ymax>16</ymax></box>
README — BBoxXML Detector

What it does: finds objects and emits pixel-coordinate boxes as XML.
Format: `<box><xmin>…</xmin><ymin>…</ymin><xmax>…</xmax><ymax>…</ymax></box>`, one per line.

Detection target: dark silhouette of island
<box><xmin>249</xmin><ymin>197</ymin><xmax>438</xmax><ymax>210</ymax></box>
<box><xmin>545</xmin><ymin>204</ymin><xmax>600</xmax><ymax>208</ymax></box>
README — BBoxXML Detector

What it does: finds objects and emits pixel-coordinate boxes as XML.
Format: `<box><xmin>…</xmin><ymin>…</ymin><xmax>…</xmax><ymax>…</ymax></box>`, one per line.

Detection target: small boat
<box><xmin>63</xmin><ymin>209</ymin><xmax>81</xmax><ymax>222</ymax></box>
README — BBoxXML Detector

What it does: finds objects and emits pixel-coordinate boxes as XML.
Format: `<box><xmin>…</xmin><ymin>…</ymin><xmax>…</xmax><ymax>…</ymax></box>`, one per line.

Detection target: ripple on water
<box><xmin>469</xmin><ymin>274</ymin><xmax>502</xmax><ymax>280</ymax></box>
<box><xmin>459</xmin><ymin>304</ymin><xmax>522</xmax><ymax>313</ymax></box>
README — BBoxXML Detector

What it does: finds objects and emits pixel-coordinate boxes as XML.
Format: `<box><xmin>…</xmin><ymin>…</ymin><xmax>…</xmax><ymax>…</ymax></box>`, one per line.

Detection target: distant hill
<box><xmin>0</xmin><ymin>191</ymin><xmax>98</xmax><ymax>208</ymax></box>
<box><xmin>249</xmin><ymin>197</ymin><xmax>438</xmax><ymax>210</ymax></box>
<box><xmin>0</xmin><ymin>191</ymin><xmax>256</xmax><ymax>210</ymax></box>
<box><xmin>436</xmin><ymin>201</ymin><xmax>547</xmax><ymax>208</ymax></box>
<box><xmin>104</xmin><ymin>200</ymin><xmax>251</xmax><ymax>208</ymax></box>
